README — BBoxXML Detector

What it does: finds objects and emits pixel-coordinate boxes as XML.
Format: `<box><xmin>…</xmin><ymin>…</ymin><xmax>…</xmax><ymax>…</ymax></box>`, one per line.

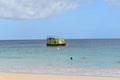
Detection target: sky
<box><xmin>0</xmin><ymin>0</ymin><xmax>120</xmax><ymax>40</ymax></box>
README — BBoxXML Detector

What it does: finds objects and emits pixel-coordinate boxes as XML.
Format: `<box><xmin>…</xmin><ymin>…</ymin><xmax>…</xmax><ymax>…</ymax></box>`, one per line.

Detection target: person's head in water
<box><xmin>70</xmin><ymin>57</ymin><xmax>73</xmax><ymax>60</ymax></box>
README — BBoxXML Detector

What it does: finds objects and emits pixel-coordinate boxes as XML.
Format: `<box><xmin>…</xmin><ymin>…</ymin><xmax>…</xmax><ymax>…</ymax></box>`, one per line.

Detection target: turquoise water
<box><xmin>0</xmin><ymin>39</ymin><xmax>120</xmax><ymax>77</ymax></box>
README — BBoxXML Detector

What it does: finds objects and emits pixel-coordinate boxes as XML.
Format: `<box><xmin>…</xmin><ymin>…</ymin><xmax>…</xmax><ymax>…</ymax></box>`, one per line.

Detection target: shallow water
<box><xmin>0</xmin><ymin>39</ymin><xmax>120</xmax><ymax>77</ymax></box>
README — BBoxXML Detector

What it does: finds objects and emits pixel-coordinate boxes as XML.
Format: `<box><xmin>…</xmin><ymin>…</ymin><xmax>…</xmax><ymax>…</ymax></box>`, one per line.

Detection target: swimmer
<box><xmin>70</xmin><ymin>57</ymin><xmax>73</xmax><ymax>60</ymax></box>
<box><xmin>80</xmin><ymin>56</ymin><xmax>86</xmax><ymax>61</ymax></box>
<box><xmin>81</xmin><ymin>56</ymin><xmax>85</xmax><ymax>60</ymax></box>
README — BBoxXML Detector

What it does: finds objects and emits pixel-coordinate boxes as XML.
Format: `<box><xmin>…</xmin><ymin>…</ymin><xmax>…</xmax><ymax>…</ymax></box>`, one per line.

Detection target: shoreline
<box><xmin>0</xmin><ymin>73</ymin><xmax>120</xmax><ymax>80</ymax></box>
<box><xmin>0</xmin><ymin>66</ymin><xmax>120</xmax><ymax>77</ymax></box>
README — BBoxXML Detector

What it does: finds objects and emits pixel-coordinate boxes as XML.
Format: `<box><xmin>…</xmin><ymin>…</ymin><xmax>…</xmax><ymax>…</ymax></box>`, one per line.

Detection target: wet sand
<box><xmin>0</xmin><ymin>73</ymin><xmax>120</xmax><ymax>80</ymax></box>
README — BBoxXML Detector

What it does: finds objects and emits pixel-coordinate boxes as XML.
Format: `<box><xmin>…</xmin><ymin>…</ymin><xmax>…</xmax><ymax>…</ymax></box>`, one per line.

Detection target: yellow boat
<box><xmin>46</xmin><ymin>37</ymin><xmax>66</xmax><ymax>46</ymax></box>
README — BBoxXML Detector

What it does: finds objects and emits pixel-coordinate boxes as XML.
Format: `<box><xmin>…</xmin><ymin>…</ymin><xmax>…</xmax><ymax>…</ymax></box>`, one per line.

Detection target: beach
<box><xmin>0</xmin><ymin>73</ymin><xmax>120</xmax><ymax>80</ymax></box>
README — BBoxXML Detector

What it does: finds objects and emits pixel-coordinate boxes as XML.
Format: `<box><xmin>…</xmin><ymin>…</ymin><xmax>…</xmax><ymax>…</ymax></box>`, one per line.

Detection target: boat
<box><xmin>46</xmin><ymin>37</ymin><xmax>66</xmax><ymax>46</ymax></box>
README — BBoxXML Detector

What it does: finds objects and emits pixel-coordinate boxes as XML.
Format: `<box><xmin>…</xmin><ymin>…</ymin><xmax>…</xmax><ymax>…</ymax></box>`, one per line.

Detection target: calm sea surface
<box><xmin>0</xmin><ymin>39</ymin><xmax>120</xmax><ymax>77</ymax></box>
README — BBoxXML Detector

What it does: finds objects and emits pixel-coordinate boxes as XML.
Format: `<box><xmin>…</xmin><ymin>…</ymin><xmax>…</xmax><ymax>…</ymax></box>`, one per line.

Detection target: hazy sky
<box><xmin>0</xmin><ymin>0</ymin><xmax>120</xmax><ymax>40</ymax></box>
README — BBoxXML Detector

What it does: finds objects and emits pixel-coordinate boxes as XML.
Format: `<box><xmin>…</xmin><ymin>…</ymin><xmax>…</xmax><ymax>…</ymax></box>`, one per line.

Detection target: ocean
<box><xmin>0</xmin><ymin>39</ymin><xmax>120</xmax><ymax>77</ymax></box>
